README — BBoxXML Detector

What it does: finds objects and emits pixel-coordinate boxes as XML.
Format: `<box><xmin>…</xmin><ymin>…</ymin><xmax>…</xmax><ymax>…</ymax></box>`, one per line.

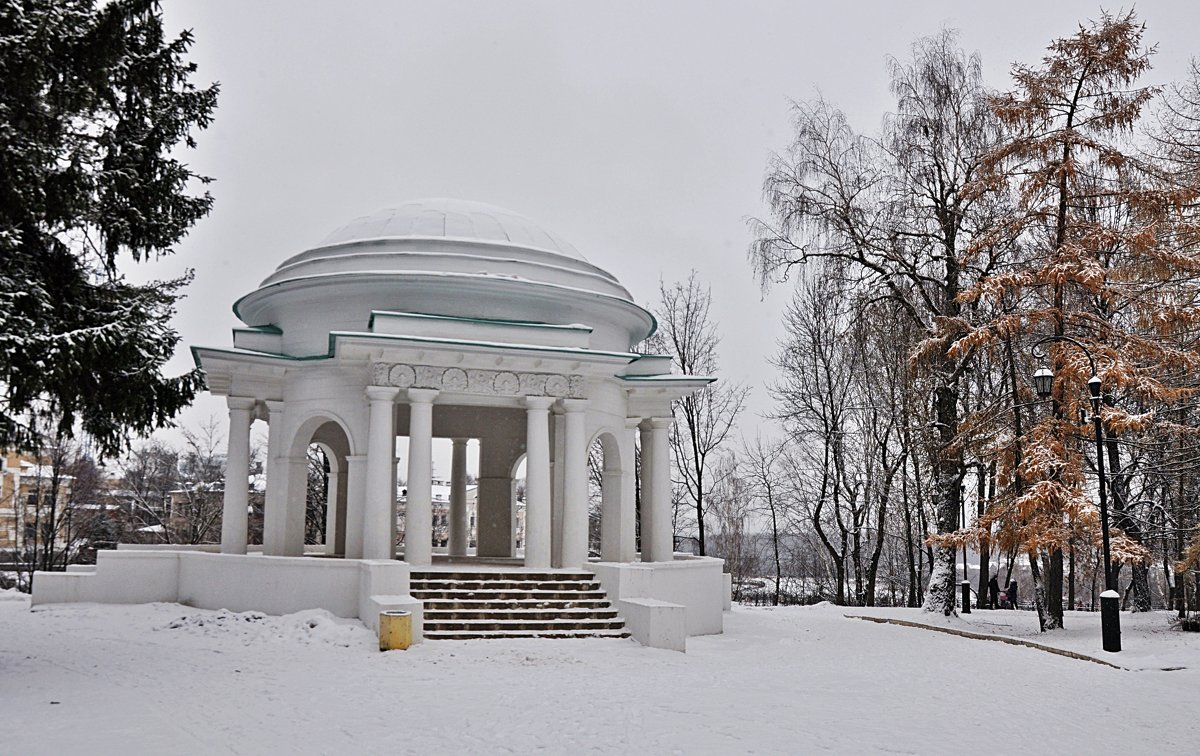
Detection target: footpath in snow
<box><xmin>846</xmin><ymin>603</ymin><xmax>1199</xmax><ymax>672</ymax></box>
<box><xmin>1</xmin><ymin>592</ymin><xmax>1197</xmax><ymax>755</ymax></box>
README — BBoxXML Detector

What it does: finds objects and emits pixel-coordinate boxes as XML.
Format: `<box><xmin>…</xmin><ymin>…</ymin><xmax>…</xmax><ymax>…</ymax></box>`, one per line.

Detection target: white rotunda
<box><xmin>34</xmin><ymin>199</ymin><xmax>727</xmax><ymax>649</ymax></box>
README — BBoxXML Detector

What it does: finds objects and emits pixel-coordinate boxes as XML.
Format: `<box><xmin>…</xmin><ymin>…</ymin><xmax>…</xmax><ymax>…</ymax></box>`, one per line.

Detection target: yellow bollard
<box><xmin>379</xmin><ymin>610</ymin><xmax>412</xmax><ymax>651</ymax></box>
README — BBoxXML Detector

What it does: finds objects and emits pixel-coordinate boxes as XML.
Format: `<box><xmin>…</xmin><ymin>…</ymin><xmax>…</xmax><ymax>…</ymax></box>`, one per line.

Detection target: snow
<box><xmin>849</xmin><ymin>604</ymin><xmax>1199</xmax><ymax>672</ymax></box>
<box><xmin>1</xmin><ymin>596</ymin><xmax>1197</xmax><ymax>754</ymax></box>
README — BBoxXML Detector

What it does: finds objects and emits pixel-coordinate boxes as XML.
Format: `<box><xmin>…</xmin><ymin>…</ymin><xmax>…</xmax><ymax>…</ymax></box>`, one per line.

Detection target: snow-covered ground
<box><xmin>848</xmin><ymin>604</ymin><xmax>1200</xmax><ymax>672</ymax></box>
<box><xmin>2</xmin><ymin>591</ymin><xmax>1197</xmax><ymax>755</ymax></box>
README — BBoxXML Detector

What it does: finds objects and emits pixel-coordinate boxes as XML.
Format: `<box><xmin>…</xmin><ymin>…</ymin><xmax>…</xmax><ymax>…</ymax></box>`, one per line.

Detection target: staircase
<box><xmin>410</xmin><ymin>570</ymin><xmax>630</xmax><ymax>640</ymax></box>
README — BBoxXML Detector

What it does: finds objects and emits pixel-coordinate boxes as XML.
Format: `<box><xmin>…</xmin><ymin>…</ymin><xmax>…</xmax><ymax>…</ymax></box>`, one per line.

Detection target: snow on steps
<box><xmin>410</xmin><ymin>570</ymin><xmax>630</xmax><ymax>640</ymax></box>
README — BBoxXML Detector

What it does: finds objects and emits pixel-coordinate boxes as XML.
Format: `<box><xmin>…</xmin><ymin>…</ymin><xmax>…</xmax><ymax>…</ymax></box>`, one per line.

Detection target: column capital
<box><xmin>559</xmin><ymin>398</ymin><xmax>589</xmax><ymax>413</ymax></box>
<box><xmin>227</xmin><ymin>396</ymin><xmax>258</xmax><ymax>412</ymax></box>
<box><xmin>345</xmin><ymin>454</ymin><xmax>369</xmax><ymax>463</ymax></box>
<box><xmin>525</xmin><ymin>396</ymin><xmax>556</xmax><ymax>411</ymax></box>
<box><xmin>366</xmin><ymin>385</ymin><xmax>401</xmax><ymax>403</ymax></box>
<box><xmin>625</xmin><ymin>417</ymin><xmax>642</xmax><ymax>430</ymax></box>
<box><xmin>407</xmin><ymin>387</ymin><xmax>439</xmax><ymax>404</ymax></box>
<box><xmin>451</xmin><ymin>437</ymin><xmax>469</xmax><ymax>446</ymax></box>
<box><xmin>265</xmin><ymin>399</ymin><xmax>286</xmax><ymax>416</ymax></box>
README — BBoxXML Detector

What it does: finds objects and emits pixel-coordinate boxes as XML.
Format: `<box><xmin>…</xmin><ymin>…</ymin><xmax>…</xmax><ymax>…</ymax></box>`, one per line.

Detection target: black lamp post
<box><xmin>1031</xmin><ymin>336</ymin><xmax>1121</xmax><ymax>653</ymax></box>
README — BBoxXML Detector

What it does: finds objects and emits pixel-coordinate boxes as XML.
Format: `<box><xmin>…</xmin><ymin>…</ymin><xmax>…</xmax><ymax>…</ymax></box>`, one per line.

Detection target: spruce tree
<box><xmin>0</xmin><ymin>0</ymin><xmax>217</xmax><ymax>456</ymax></box>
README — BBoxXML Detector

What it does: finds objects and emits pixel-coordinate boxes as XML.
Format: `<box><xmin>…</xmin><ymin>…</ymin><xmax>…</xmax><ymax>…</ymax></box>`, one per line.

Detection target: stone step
<box><xmin>408</xmin><ymin>570</ymin><xmax>626</xmax><ymax>642</ymax></box>
<box><xmin>424</xmin><ymin>618</ymin><xmax>628</xmax><ymax>633</ymax></box>
<box><xmin>421</xmin><ymin>598</ymin><xmax>613</xmax><ymax>611</ymax></box>
<box><xmin>424</xmin><ymin>629</ymin><xmax>631</xmax><ymax>640</ymax></box>
<box><xmin>411</xmin><ymin>579</ymin><xmax>603</xmax><ymax>592</ymax></box>
<box><xmin>411</xmin><ymin>571</ymin><xmax>594</xmax><ymax>583</ymax></box>
<box><xmin>411</xmin><ymin>589</ymin><xmax>608</xmax><ymax>601</ymax></box>
<box><xmin>424</xmin><ymin>608</ymin><xmax>621</xmax><ymax>622</ymax></box>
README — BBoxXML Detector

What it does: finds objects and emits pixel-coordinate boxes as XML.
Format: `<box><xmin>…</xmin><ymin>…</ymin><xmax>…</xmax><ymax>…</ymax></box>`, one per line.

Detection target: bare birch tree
<box><xmin>751</xmin><ymin>30</ymin><xmax>1007</xmax><ymax>614</ymax></box>
<box><xmin>650</xmin><ymin>272</ymin><xmax>748</xmax><ymax>556</ymax></box>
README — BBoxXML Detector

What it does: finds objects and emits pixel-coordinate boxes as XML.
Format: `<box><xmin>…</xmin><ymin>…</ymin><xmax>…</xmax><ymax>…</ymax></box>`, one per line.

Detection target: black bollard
<box><xmin>961</xmin><ymin>581</ymin><xmax>972</xmax><ymax>614</ymax></box>
<box><xmin>1100</xmin><ymin>590</ymin><xmax>1121</xmax><ymax>652</ymax></box>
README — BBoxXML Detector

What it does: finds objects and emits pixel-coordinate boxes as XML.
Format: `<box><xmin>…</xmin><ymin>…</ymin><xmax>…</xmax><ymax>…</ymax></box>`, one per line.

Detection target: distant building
<box><xmin>398</xmin><ymin>480</ymin><xmax>527</xmax><ymax>551</ymax></box>
<box><xmin>0</xmin><ymin>450</ymin><xmax>74</xmax><ymax>555</ymax></box>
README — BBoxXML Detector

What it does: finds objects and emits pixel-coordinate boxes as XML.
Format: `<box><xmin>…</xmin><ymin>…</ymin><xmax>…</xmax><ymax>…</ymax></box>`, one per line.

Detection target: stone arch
<box><xmin>588</xmin><ymin>428</ymin><xmax>628</xmax><ymax>562</ymax></box>
<box><xmin>288</xmin><ymin>410</ymin><xmax>357</xmax><ymax>460</ymax></box>
<box><xmin>287</xmin><ymin>412</ymin><xmax>355</xmax><ymax>556</ymax></box>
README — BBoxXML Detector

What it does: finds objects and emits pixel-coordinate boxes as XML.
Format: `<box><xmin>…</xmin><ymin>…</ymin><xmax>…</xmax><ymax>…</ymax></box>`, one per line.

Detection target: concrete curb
<box><xmin>845</xmin><ymin>614</ymin><xmax>1126</xmax><ymax>670</ymax></box>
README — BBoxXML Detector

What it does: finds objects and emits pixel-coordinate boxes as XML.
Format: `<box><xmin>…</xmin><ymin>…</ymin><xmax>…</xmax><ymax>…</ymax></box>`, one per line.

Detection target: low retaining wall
<box><xmin>591</xmin><ymin>555</ymin><xmax>725</xmax><ymax>650</ymax></box>
<box><xmin>32</xmin><ymin>551</ymin><xmax>422</xmax><ymax>639</ymax></box>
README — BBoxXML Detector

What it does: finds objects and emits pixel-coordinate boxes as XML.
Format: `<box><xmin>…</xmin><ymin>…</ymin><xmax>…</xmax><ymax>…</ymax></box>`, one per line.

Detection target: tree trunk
<box><xmin>1047</xmin><ymin>548</ymin><xmax>1064</xmax><ymax>628</ymax></box>
<box><xmin>1067</xmin><ymin>543</ymin><xmax>1075</xmax><ymax>610</ymax></box>
<box><xmin>976</xmin><ymin>464</ymin><xmax>991</xmax><ymax>606</ymax></box>
<box><xmin>923</xmin><ymin>381</ymin><xmax>963</xmax><ymax>616</ymax></box>
<box><xmin>1103</xmin><ymin>423</ymin><xmax>1152</xmax><ymax>612</ymax></box>
<box><xmin>1031</xmin><ymin>551</ymin><xmax>1050</xmax><ymax>631</ymax></box>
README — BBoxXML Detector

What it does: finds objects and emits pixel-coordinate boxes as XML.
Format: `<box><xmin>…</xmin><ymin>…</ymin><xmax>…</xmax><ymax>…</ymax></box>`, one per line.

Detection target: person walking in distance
<box><xmin>987</xmin><ymin>575</ymin><xmax>1000</xmax><ymax>610</ymax></box>
<box><xmin>1008</xmin><ymin>579</ymin><xmax>1019</xmax><ymax>610</ymax></box>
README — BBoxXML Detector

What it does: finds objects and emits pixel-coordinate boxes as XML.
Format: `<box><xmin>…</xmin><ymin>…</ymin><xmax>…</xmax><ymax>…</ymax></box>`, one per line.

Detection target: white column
<box><xmin>642</xmin><ymin>417</ymin><xmax>674</xmax><ymax>562</ymax></box>
<box><xmin>560</xmin><ymin>399</ymin><xmax>589</xmax><ymax>568</ymax></box>
<box><xmin>405</xmin><ymin>388</ymin><xmax>438</xmax><ymax>566</ymax></box>
<box><xmin>344</xmin><ymin>455</ymin><xmax>368</xmax><ymax>559</ymax></box>
<box><xmin>448</xmin><ymin>437</ymin><xmax>469</xmax><ymax>557</ymax></box>
<box><xmin>524</xmin><ymin>396</ymin><xmax>555</xmax><ymax>568</ymax></box>
<box><xmin>363</xmin><ymin>386</ymin><xmax>399</xmax><ymax>560</ymax></box>
<box><xmin>284</xmin><ymin>456</ymin><xmax>307</xmax><ymax>556</ymax></box>
<box><xmin>551</xmin><ymin>411</ymin><xmax>566</xmax><ymax>567</ymax></box>
<box><xmin>324</xmin><ymin>466</ymin><xmax>343</xmax><ymax>556</ymax></box>
<box><xmin>220</xmin><ymin>397</ymin><xmax>256</xmax><ymax>554</ymax></box>
<box><xmin>263</xmin><ymin>400</ymin><xmax>287</xmax><ymax>556</ymax></box>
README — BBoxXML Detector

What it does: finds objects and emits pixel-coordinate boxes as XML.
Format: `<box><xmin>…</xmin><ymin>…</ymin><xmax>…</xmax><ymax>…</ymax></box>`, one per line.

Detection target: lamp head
<box><xmin>1033</xmin><ymin>367</ymin><xmax>1054</xmax><ymax>398</ymax></box>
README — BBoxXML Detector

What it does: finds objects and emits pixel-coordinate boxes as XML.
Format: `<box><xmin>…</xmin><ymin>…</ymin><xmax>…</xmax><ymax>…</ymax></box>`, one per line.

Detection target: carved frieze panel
<box><xmin>372</xmin><ymin>362</ymin><xmax>585</xmax><ymax>398</ymax></box>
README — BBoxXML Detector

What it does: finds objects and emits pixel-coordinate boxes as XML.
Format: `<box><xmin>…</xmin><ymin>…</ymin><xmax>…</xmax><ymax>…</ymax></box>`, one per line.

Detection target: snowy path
<box><xmin>1</xmin><ymin>598</ymin><xmax>1196</xmax><ymax>754</ymax></box>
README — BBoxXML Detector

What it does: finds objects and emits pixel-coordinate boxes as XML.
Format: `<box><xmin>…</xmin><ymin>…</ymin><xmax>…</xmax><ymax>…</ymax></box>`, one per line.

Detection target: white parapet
<box><xmin>591</xmin><ymin>554</ymin><xmax>725</xmax><ymax>640</ymax></box>
<box><xmin>31</xmin><ymin>550</ymin><xmax>423</xmax><ymax>642</ymax></box>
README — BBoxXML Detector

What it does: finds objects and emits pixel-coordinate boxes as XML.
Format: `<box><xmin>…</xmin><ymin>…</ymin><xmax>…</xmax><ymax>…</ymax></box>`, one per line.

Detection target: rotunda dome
<box><xmin>317</xmin><ymin>198</ymin><xmax>587</xmax><ymax>260</ymax></box>
<box><xmin>235</xmin><ymin>199</ymin><xmax>654</xmax><ymax>356</ymax></box>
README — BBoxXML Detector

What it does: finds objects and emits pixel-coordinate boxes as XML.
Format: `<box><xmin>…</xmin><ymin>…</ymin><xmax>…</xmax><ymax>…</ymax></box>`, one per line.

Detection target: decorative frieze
<box><xmin>372</xmin><ymin>362</ymin><xmax>585</xmax><ymax>398</ymax></box>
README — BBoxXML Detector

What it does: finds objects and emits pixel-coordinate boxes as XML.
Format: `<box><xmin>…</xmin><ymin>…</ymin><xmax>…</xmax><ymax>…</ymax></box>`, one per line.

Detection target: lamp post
<box><xmin>1031</xmin><ymin>336</ymin><xmax>1121</xmax><ymax>653</ymax></box>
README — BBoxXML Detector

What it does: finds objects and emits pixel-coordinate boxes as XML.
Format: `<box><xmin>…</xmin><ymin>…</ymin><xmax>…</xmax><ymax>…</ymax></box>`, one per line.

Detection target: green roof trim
<box><xmin>368</xmin><ymin>310</ymin><xmax>593</xmax><ymax>333</ymax></box>
<box><xmin>618</xmin><ymin>374</ymin><xmax>717</xmax><ymax>384</ymax></box>
<box><xmin>328</xmin><ymin>330</ymin><xmax>637</xmax><ymax>361</ymax></box>
<box><xmin>233</xmin><ymin>323</ymin><xmax>283</xmax><ymax>335</ymax></box>
<box><xmin>190</xmin><ymin>345</ymin><xmax>332</xmax><ymax>368</ymax></box>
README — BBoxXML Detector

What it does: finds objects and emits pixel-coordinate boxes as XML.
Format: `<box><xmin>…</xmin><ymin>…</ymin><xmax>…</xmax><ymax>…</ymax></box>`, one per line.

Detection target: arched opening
<box><xmin>511</xmin><ymin>454</ymin><xmax>527</xmax><ymax>553</ymax></box>
<box><xmin>287</xmin><ymin>416</ymin><xmax>353</xmax><ymax>557</ymax></box>
<box><xmin>589</xmin><ymin>430</ymin><xmax>626</xmax><ymax>562</ymax></box>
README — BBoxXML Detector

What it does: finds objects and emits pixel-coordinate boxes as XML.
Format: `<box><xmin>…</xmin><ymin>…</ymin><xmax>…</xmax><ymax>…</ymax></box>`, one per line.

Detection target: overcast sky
<box><xmin>148</xmin><ymin>0</ymin><xmax>1200</xmax><ymax>463</ymax></box>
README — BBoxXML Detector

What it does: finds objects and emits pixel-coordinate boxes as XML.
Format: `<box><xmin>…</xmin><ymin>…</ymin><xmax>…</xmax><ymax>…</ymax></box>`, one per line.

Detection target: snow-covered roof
<box><xmin>228</xmin><ymin>198</ymin><xmax>655</xmax><ymax>357</ymax></box>
<box><xmin>317</xmin><ymin>199</ymin><xmax>587</xmax><ymax>261</ymax></box>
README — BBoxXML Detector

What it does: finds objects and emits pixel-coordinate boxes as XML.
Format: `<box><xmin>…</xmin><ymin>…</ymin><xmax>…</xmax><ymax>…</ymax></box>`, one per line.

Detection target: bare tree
<box><xmin>752</xmin><ymin>30</ymin><xmax>1007</xmax><ymax>614</ymax></box>
<box><xmin>706</xmin><ymin>453</ymin><xmax>758</xmax><ymax>598</ymax></box>
<box><xmin>649</xmin><ymin>271</ymin><xmax>748</xmax><ymax>556</ymax></box>
<box><xmin>741</xmin><ymin>434</ymin><xmax>788</xmax><ymax>604</ymax></box>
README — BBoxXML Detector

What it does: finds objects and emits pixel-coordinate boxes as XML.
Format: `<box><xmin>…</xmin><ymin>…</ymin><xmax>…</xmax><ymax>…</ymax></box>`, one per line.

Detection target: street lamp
<box><xmin>1031</xmin><ymin>336</ymin><xmax>1121</xmax><ymax>653</ymax></box>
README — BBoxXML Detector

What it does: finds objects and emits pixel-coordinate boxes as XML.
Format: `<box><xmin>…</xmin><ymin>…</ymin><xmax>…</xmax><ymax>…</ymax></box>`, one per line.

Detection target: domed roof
<box><xmin>237</xmin><ymin>198</ymin><xmax>655</xmax><ymax>356</ymax></box>
<box><xmin>317</xmin><ymin>198</ymin><xmax>586</xmax><ymax>261</ymax></box>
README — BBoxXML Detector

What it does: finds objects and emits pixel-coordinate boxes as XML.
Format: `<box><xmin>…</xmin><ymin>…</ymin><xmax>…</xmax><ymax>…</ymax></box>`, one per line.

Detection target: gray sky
<box><xmin>148</xmin><ymin>0</ymin><xmax>1200</xmax><ymax>459</ymax></box>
